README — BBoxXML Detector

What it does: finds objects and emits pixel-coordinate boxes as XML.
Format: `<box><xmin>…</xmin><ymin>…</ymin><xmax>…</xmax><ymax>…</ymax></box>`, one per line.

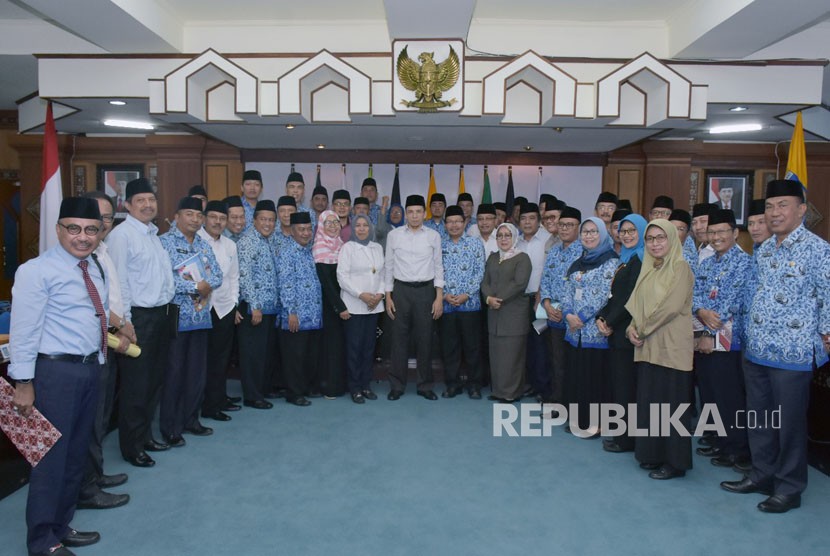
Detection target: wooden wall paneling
<box><xmin>205</xmin><ymin>164</ymin><xmax>229</xmax><ymax>200</ymax></box>
<box><xmin>617</xmin><ymin>169</ymin><xmax>643</xmax><ymax>213</ymax></box>
<box><xmin>146</xmin><ymin>135</ymin><xmax>208</xmax><ymax>228</ymax></box>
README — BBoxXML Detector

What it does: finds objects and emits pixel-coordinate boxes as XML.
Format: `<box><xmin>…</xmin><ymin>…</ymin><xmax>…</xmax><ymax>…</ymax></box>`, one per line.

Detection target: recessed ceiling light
<box><xmin>109</xmin><ymin>100</ymin><xmax>127</xmax><ymax>106</ymax></box>
<box><xmin>285</xmin><ymin>124</ymin><xmax>295</xmax><ymax>129</ymax></box>
<box><xmin>729</xmin><ymin>106</ymin><xmax>748</xmax><ymax>112</ymax></box>
<box><xmin>709</xmin><ymin>123</ymin><xmax>762</xmax><ymax>134</ymax></box>
<box><xmin>103</xmin><ymin>119</ymin><xmax>154</xmax><ymax>130</ymax></box>
<box><xmin>553</xmin><ymin>127</ymin><xmax>563</xmax><ymax>133</ymax></box>
<box><xmin>523</xmin><ymin>146</ymin><xmax>533</xmax><ymax>151</ymax></box>
<box><xmin>316</xmin><ymin>144</ymin><xmax>325</xmax><ymax>149</ymax></box>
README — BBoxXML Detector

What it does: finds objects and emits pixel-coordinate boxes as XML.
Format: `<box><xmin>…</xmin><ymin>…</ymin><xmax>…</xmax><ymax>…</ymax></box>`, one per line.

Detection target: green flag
<box><xmin>481</xmin><ymin>166</ymin><xmax>492</xmax><ymax>204</ymax></box>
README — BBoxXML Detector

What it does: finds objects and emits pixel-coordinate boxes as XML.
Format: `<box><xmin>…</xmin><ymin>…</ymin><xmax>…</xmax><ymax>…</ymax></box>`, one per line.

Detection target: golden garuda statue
<box><xmin>396</xmin><ymin>45</ymin><xmax>460</xmax><ymax>112</ymax></box>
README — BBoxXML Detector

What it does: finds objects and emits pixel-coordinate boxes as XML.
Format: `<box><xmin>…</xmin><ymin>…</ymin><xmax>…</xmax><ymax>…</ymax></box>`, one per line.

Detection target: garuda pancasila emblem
<box><xmin>396</xmin><ymin>45</ymin><xmax>460</xmax><ymax>113</ymax></box>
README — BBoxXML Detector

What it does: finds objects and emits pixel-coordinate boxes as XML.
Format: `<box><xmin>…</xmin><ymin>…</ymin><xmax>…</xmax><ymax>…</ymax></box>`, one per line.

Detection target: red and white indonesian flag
<box><xmin>39</xmin><ymin>102</ymin><xmax>62</xmax><ymax>254</ymax></box>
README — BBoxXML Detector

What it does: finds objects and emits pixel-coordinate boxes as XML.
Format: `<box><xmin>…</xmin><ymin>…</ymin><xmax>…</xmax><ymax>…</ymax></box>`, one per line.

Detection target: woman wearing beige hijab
<box><xmin>625</xmin><ymin>219</ymin><xmax>694</xmax><ymax>480</ymax></box>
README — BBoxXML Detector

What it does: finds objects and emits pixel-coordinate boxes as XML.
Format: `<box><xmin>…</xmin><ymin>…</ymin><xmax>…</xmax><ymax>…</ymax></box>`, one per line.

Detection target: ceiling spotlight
<box><xmin>285</xmin><ymin>124</ymin><xmax>295</xmax><ymax>129</ymax></box>
<box><xmin>553</xmin><ymin>127</ymin><xmax>563</xmax><ymax>133</ymax></box>
<box><xmin>316</xmin><ymin>144</ymin><xmax>326</xmax><ymax>149</ymax></box>
<box><xmin>729</xmin><ymin>106</ymin><xmax>748</xmax><ymax>112</ymax></box>
<box><xmin>523</xmin><ymin>146</ymin><xmax>533</xmax><ymax>151</ymax></box>
<box><xmin>103</xmin><ymin>119</ymin><xmax>154</xmax><ymax>130</ymax></box>
<box><xmin>709</xmin><ymin>123</ymin><xmax>762</xmax><ymax>134</ymax></box>
<box><xmin>109</xmin><ymin>100</ymin><xmax>127</xmax><ymax>106</ymax></box>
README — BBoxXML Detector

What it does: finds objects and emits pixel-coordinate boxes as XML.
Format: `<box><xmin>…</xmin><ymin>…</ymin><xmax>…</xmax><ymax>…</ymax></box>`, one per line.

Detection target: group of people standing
<box><xmin>6</xmin><ymin>167</ymin><xmax>830</xmax><ymax>554</ymax></box>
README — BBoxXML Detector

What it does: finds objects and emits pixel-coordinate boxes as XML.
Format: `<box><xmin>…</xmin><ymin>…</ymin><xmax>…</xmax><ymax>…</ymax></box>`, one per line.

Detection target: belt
<box><xmin>38</xmin><ymin>353</ymin><xmax>99</xmax><ymax>364</ymax></box>
<box><xmin>133</xmin><ymin>305</ymin><xmax>169</xmax><ymax>313</ymax></box>
<box><xmin>394</xmin><ymin>279</ymin><xmax>432</xmax><ymax>288</ymax></box>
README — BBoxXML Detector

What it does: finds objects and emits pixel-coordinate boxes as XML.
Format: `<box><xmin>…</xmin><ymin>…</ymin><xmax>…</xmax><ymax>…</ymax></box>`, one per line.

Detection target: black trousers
<box><xmin>744</xmin><ymin>359</ymin><xmax>813</xmax><ymax>496</ymax></box>
<box><xmin>161</xmin><ymin>329</ymin><xmax>208</xmax><ymax>439</ymax></box>
<box><xmin>694</xmin><ymin>350</ymin><xmax>748</xmax><ymax>456</ymax></box>
<box><xmin>318</xmin><ymin>310</ymin><xmax>346</xmax><ymax>397</ymax></box>
<box><xmin>609</xmin><ymin>346</ymin><xmax>637</xmax><ymax>450</ymax></box>
<box><xmin>279</xmin><ymin>328</ymin><xmax>320</xmax><ymax>400</ymax></box>
<box><xmin>27</xmin><ymin>359</ymin><xmax>99</xmax><ymax>554</ymax></box>
<box><xmin>118</xmin><ymin>305</ymin><xmax>170</xmax><ymax>459</ymax></box>
<box><xmin>237</xmin><ymin>311</ymin><xmax>277</xmax><ymax>402</ymax></box>
<box><xmin>80</xmin><ymin>349</ymin><xmax>118</xmax><ymax>498</ymax></box>
<box><xmin>440</xmin><ymin>310</ymin><xmax>482</xmax><ymax>390</ymax></box>
<box><xmin>389</xmin><ymin>280</ymin><xmax>435</xmax><ymax>392</ymax></box>
<box><xmin>203</xmin><ymin>307</ymin><xmax>236</xmax><ymax>415</ymax></box>
<box><xmin>344</xmin><ymin>313</ymin><xmax>379</xmax><ymax>394</ymax></box>
<box><xmin>546</xmin><ymin>326</ymin><xmax>567</xmax><ymax>403</ymax></box>
<box><xmin>526</xmin><ymin>297</ymin><xmax>550</xmax><ymax>398</ymax></box>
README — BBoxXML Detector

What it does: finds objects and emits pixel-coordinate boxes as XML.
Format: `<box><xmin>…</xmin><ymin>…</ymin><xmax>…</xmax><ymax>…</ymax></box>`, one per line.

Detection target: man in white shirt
<box><xmin>475</xmin><ymin>203</ymin><xmax>498</xmax><ymax>256</ymax></box>
<box><xmin>384</xmin><ymin>195</ymin><xmax>444</xmax><ymax>401</ymax></box>
<box><xmin>198</xmin><ymin>200</ymin><xmax>242</xmax><ymax>422</ymax></box>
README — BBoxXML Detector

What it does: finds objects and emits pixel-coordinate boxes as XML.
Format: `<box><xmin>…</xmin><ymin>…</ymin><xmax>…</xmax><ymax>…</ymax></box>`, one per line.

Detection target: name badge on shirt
<box><xmin>709</xmin><ymin>287</ymin><xmax>718</xmax><ymax>300</ymax></box>
<box><xmin>575</xmin><ymin>288</ymin><xmax>583</xmax><ymax>301</ymax></box>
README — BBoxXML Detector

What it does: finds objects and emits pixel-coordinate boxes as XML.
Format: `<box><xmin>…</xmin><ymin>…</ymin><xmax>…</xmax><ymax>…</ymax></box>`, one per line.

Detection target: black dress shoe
<box><xmin>243</xmin><ymin>399</ymin><xmax>273</xmax><ymax>409</ymax></box>
<box><xmin>61</xmin><ymin>530</ymin><xmax>100</xmax><ymax>548</ymax></box>
<box><xmin>387</xmin><ymin>390</ymin><xmax>403</xmax><ymax>401</ymax></box>
<box><xmin>29</xmin><ymin>544</ymin><xmax>76</xmax><ymax>556</ymax></box>
<box><xmin>222</xmin><ymin>402</ymin><xmax>242</xmax><ymax>412</ymax></box>
<box><xmin>697</xmin><ymin>435</ymin><xmax>715</xmax><ymax>447</ymax></box>
<box><xmin>639</xmin><ymin>462</ymin><xmax>661</xmax><ymax>470</ymax></box>
<box><xmin>97</xmin><ymin>473</ymin><xmax>128</xmax><ymax>488</ymax></box>
<box><xmin>733</xmin><ymin>459</ymin><xmax>753</xmax><ymax>474</ymax></box>
<box><xmin>184</xmin><ymin>423</ymin><xmax>213</xmax><ymax>436</ymax></box>
<box><xmin>720</xmin><ymin>476</ymin><xmax>773</xmax><ymax>495</ymax></box>
<box><xmin>469</xmin><ymin>389</ymin><xmax>482</xmax><ymax>400</ymax></box>
<box><xmin>77</xmin><ymin>491</ymin><xmax>130</xmax><ymax>510</ymax></box>
<box><xmin>362</xmin><ymin>389</ymin><xmax>378</xmax><ymax>400</ymax></box>
<box><xmin>226</xmin><ymin>395</ymin><xmax>242</xmax><ymax>403</ymax></box>
<box><xmin>288</xmin><ymin>396</ymin><xmax>311</xmax><ymax>407</ymax></box>
<box><xmin>696</xmin><ymin>446</ymin><xmax>722</xmax><ymax>457</ymax></box>
<box><xmin>164</xmin><ymin>435</ymin><xmax>186</xmax><ymax>448</ymax></box>
<box><xmin>649</xmin><ymin>465</ymin><xmax>686</xmax><ymax>480</ymax></box>
<box><xmin>351</xmin><ymin>392</ymin><xmax>365</xmax><ymax>404</ymax></box>
<box><xmin>602</xmin><ymin>440</ymin><xmax>631</xmax><ymax>453</ymax></box>
<box><xmin>143</xmin><ymin>439</ymin><xmax>170</xmax><ymax>452</ymax></box>
<box><xmin>203</xmin><ymin>411</ymin><xmax>232</xmax><ymax>422</ymax></box>
<box><xmin>417</xmin><ymin>390</ymin><xmax>438</xmax><ymax>401</ymax></box>
<box><xmin>711</xmin><ymin>454</ymin><xmax>752</xmax><ymax>468</ymax></box>
<box><xmin>758</xmin><ymin>493</ymin><xmax>801</xmax><ymax>513</ymax></box>
<box><xmin>124</xmin><ymin>452</ymin><xmax>155</xmax><ymax>468</ymax></box>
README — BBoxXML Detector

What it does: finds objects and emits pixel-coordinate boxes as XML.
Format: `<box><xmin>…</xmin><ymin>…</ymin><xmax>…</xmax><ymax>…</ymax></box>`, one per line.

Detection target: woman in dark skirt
<box><xmin>561</xmin><ymin>217</ymin><xmax>619</xmax><ymax>436</ymax></box>
<box><xmin>625</xmin><ymin>219</ymin><xmax>694</xmax><ymax>480</ymax></box>
<box><xmin>312</xmin><ymin>210</ymin><xmax>347</xmax><ymax>398</ymax></box>
<box><xmin>597</xmin><ymin>213</ymin><xmax>647</xmax><ymax>452</ymax></box>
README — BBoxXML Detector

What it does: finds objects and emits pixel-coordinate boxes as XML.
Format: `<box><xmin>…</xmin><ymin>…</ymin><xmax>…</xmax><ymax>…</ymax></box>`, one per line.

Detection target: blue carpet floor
<box><xmin>1</xmin><ymin>381</ymin><xmax>828</xmax><ymax>556</ymax></box>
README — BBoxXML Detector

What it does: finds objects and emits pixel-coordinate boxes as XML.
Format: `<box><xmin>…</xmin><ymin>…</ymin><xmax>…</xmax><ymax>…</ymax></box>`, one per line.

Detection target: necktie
<box><xmin>79</xmin><ymin>260</ymin><xmax>107</xmax><ymax>358</ymax></box>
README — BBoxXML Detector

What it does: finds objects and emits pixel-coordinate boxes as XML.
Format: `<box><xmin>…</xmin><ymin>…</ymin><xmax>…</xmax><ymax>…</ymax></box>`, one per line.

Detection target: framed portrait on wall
<box><xmin>97</xmin><ymin>164</ymin><xmax>144</xmax><ymax>219</ymax></box>
<box><xmin>704</xmin><ymin>170</ymin><xmax>753</xmax><ymax>228</ymax></box>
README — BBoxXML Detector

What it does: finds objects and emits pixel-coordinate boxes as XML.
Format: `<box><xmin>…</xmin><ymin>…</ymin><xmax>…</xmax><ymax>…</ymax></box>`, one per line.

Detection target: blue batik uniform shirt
<box><xmin>369</xmin><ymin>204</ymin><xmax>381</xmax><ymax>226</ymax></box>
<box><xmin>561</xmin><ymin>258</ymin><xmax>618</xmax><ymax>348</ymax></box>
<box><xmin>242</xmin><ymin>197</ymin><xmax>256</xmax><ymax>231</ymax></box>
<box><xmin>540</xmin><ymin>241</ymin><xmax>583</xmax><ymax>330</ymax></box>
<box><xmin>745</xmin><ymin>224</ymin><xmax>830</xmax><ymax>371</ymax></box>
<box><xmin>424</xmin><ymin>218</ymin><xmax>449</xmax><ymax>240</ymax></box>
<box><xmin>683</xmin><ymin>235</ymin><xmax>698</xmax><ymax>275</ymax></box>
<box><xmin>237</xmin><ymin>226</ymin><xmax>280</xmax><ymax>315</ymax></box>
<box><xmin>160</xmin><ymin>226</ymin><xmax>223</xmax><ymax>332</ymax></box>
<box><xmin>441</xmin><ymin>234</ymin><xmax>485</xmax><ymax>313</ymax></box>
<box><xmin>692</xmin><ymin>243</ymin><xmax>751</xmax><ymax>351</ymax></box>
<box><xmin>277</xmin><ymin>237</ymin><xmax>323</xmax><ymax>330</ymax></box>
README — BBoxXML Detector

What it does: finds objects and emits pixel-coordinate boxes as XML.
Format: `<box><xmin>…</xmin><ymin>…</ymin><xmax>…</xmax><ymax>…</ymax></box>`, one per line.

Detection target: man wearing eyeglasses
<box><xmin>649</xmin><ymin>195</ymin><xmax>674</xmax><ymax>221</ymax></box>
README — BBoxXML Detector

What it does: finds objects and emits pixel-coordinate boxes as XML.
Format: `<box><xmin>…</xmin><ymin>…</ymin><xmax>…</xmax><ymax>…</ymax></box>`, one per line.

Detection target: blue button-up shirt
<box><xmin>277</xmin><ymin>238</ymin><xmax>323</xmax><ymax>330</ymax></box>
<box><xmin>441</xmin><ymin>234</ymin><xmax>485</xmax><ymax>313</ymax></box>
<box><xmin>424</xmin><ymin>218</ymin><xmax>449</xmax><ymax>240</ymax></box>
<box><xmin>561</xmin><ymin>258</ymin><xmax>619</xmax><ymax>349</ymax></box>
<box><xmin>745</xmin><ymin>224</ymin><xmax>830</xmax><ymax>371</ymax></box>
<box><xmin>105</xmin><ymin>214</ymin><xmax>175</xmax><ymax>321</ymax></box>
<box><xmin>692</xmin><ymin>244</ymin><xmax>751</xmax><ymax>351</ymax></box>
<box><xmin>223</xmin><ymin>228</ymin><xmax>243</xmax><ymax>243</ymax></box>
<box><xmin>160</xmin><ymin>227</ymin><xmax>223</xmax><ymax>332</ymax></box>
<box><xmin>540</xmin><ymin>241</ymin><xmax>583</xmax><ymax>330</ymax></box>
<box><xmin>242</xmin><ymin>197</ymin><xmax>257</xmax><ymax>231</ymax></box>
<box><xmin>9</xmin><ymin>245</ymin><xmax>108</xmax><ymax>379</ymax></box>
<box><xmin>237</xmin><ymin>227</ymin><xmax>280</xmax><ymax>315</ymax></box>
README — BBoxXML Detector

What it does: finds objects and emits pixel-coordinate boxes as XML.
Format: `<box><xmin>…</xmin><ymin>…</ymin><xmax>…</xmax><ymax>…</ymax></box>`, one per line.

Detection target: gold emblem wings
<box><xmin>396</xmin><ymin>45</ymin><xmax>460</xmax><ymax>112</ymax></box>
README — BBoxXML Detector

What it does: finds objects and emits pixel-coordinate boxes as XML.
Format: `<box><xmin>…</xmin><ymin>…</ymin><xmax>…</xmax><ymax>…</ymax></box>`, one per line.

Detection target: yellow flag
<box><xmin>458</xmin><ymin>165</ymin><xmax>465</xmax><ymax>195</ymax></box>
<box><xmin>785</xmin><ymin>111</ymin><xmax>808</xmax><ymax>192</ymax></box>
<box><xmin>426</xmin><ymin>165</ymin><xmax>437</xmax><ymax>219</ymax></box>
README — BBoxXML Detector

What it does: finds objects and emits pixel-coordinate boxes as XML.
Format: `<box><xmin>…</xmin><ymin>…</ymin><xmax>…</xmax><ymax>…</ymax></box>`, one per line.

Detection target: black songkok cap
<box><xmin>493</xmin><ymin>202</ymin><xmax>507</xmax><ymax>212</ymax></box>
<box><xmin>520</xmin><ymin>202</ymin><xmax>540</xmax><ymax>215</ymax></box>
<box><xmin>477</xmin><ymin>203</ymin><xmax>496</xmax><ymax>216</ymax></box>
<box><xmin>188</xmin><ymin>185</ymin><xmax>207</xmax><ymax>197</ymax></box>
<box><xmin>748</xmin><ymin>198</ymin><xmax>766</xmax><ymax>217</ymax></box>
<box><xmin>125</xmin><ymin>178</ymin><xmax>153</xmax><ymax>199</ymax></box>
<box><xmin>286</xmin><ymin>172</ymin><xmax>304</xmax><ymax>184</ymax></box>
<box><xmin>277</xmin><ymin>195</ymin><xmax>296</xmax><ymax>208</ymax></box>
<box><xmin>766</xmin><ymin>179</ymin><xmax>804</xmax><ymax>201</ymax></box>
<box><xmin>406</xmin><ymin>194</ymin><xmax>426</xmax><ymax>208</ymax></box>
<box><xmin>243</xmin><ymin>170</ymin><xmax>262</xmax><ymax>182</ymax></box>
<box><xmin>708</xmin><ymin>209</ymin><xmax>737</xmax><ymax>228</ymax></box>
<box><xmin>361</xmin><ymin>177</ymin><xmax>377</xmax><ymax>188</ymax></box>
<box><xmin>312</xmin><ymin>185</ymin><xmax>328</xmax><ymax>198</ymax></box>
<box><xmin>457</xmin><ymin>192</ymin><xmax>473</xmax><ymax>204</ymax></box>
<box><xmin>59</xmin><ymin>197</ymin><xmax>101</xmax><ymax>220</ymax></box>
<box><xmin>611</xmin><ymin>209</ymin><xmax>632</xmax><ymax>223</ymax></box>
<box><xmin>177</xmin><ymin>197</ymin><xmax>203</xmax><ymax>212</ymax></box>
<box><xmin>651</xmin><ymin>195</ymin><xmax>674</xmax><ymax>210</ymax></box>
<box><xmin>255</xmin><ymin>200</ymin><xmax>276</xmax><ymax>213</ymax></box>
<box><xmin>539</xmin><ymin>194</ymin><xmax>556</xmax><ymax>207</ymax></box>
<box><xmin>333</xmin><ymin>189</ymin><xmax>351</xmax><ymax>202</ymax></box>
<box><xmin>353</xmin><ymin>196</ymin><xmax>370</xmax><ymax>207</ymax></box>
<box><xmin>290</xmin><ymin>212</ymin><xmax>311</xmax><ymax>225</ymax></box>
<box><xmin>429</xmin><ymin>193</ymin><xmax>446</xmax><ymax>205</ymax></box>
<box><xmin>692</xmin><ymin>203</ymin><xmax>715</xmax><ymax>218</ymax></box>
<box><xmin>548</xmin><ymin>199</ymin><xmax>566</xmax><ymax>212</ymax></box>
<box><xmin>445</xmin><ymin>205</ymin><xmax>464</xmax><ymax>219</ymax></box>
<box><xmin>514</xmin><ymin>196</ymin><xmax>528</xmax><ymax>208</ymax></box>
<box><xmin>223</xmin><ymin>195</ymin><xmax>243</xmax><ymax>209</ymax></box>
<box><xmin>618</xmin><ymin>199</ymin><xmax>633</xmax><ymax>212</ymax></box>
<box><xmin>204</xmin><ymin>200</ymin><xmax>227</xmax><ymax>215</ymax></box>
<box><xmin>669</xmin><ymin>209</ymin><xmax>692</xmax><ymax>227</ymax></box>
<box><xmin>596</xmin><ymin>191</ymin><xmax>618</xmax><ymax>205</ymax></box>
<box><xmin>559</xmin><ymin>206</ymin><xmax>581</xmax><ymax>222</ymax></box>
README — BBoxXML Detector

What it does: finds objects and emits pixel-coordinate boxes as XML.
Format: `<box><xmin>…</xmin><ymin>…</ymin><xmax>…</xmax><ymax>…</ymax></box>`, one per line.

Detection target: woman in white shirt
<box><xmin>337</xmin><ymin>214</ymin><xmax>385</xmax><ymax>404</ymax></box>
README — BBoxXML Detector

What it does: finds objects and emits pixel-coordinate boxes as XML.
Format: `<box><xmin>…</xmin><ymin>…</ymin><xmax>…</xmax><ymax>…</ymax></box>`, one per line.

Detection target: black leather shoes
<box><xmin>61</xmin><ymin>530</ymin><xmax>100</xmax><ymax>548</ymax></box>
<box><xmin>143</xmin><ymin>439</ymin><xmax>169</xmax><ymax>452</ymax></box>
<box><xmin>288</xmin><ymin>396</ymin><xmax>311</xmax><ymax>407</ymax></box>
<box><xmin>733</xmin><ymin>459</ymin><xmax>753</xmax><ymax>474</ymax></box>
<box><xmin>164</xmin><ymin>435</ymin><xmax>186</xmax><ymax>448</ymax></box>
<box><xmin>442</xmin><ymin>385</ymin><xmax>462</xmax><ymax>398</ymax></box>
<box><xmin>417</xmin><ymin>390</ymin><xmax>438</xmax><ymax>401</ymax></box>
<box><xmin>387</xmin><ymin>390</ymin><xmax>403</xmax><ymax>401</ymax></box>
<box><xmin>29</xmin><ymin>544</ymin><xmax>75</xmax><ymax>556</ymax></box>
<box><xmin>97</xmin><ymin>473</ymin><xmax>128</xmax><ymax>488</ymax></box>
<box><xmin>124</xmin><ymin>452</ymin><xmax>155</xmax><ymax>468</ymax></box>
<box><xmin>203</xmin><ymin>411</ymin><xmax>232</xmax><ymax>422</ymax></box>
<box><xmin>222</xmin><ymin>402</ymin><xmax>242</xmax><ymax>412</ymax></box>
<box><xmin>362</xmin><ymin>389</ymin><xmax>378</xmax><ymax>400</ymax></box>
<box><xmin>77</xmin><ymin>490</ymin><xmax>129</xmax><ymax>510</ymax></box>
<box><xmin>649</xmin><ymin>465</ymin><xmax>686</xmax><ymax>480</ymax></box>
<box><xmin>226</xmin><ymin>395</ymin><xmax>242</xmax><ymax>403</ymax></box>
<box><xmin>711</xmin><ymin>454</ymin><xmax>752</xmax><ymax>468</ymax></box>
<box><xmin>758</xmin><ymin>493</ymin><xmax>801</xmax><ymax>513</ymax></box>
<box><xmin>469</xmin><ymin>389</ymin><xmax>482</xmax><ymax>400</ymax></box>
<box><xmin>639</xmin><ymin>462</ymin><xmax>660</xmax><ymax>470</ymax></box>
<box><xmin>720</xmin><ymin>476</ymin><xmax>773</xmax><ymax>495</ymax></box>
<box><xmin>243</xmin><ymin>399</ymin><xmax>273</xmax><ymax>409</ymax></box>
<box><xmin>696</xmin><ymin>446</ymin><xmax>722</xmax><ymax>457</ymax></box>
<box><xmin>351</xmin><ymin>392</ymin><xmax>365</xmax><ymax>404</ymax></box>
<box><xmin>602</xmin><ymin>440</ymin><xmax>632</xmax><ymax>453</ymax></box>
<box><xmin>184</xmin><ymin>423</ymin><xmax>213</xmax><ymax>436</ymax></box>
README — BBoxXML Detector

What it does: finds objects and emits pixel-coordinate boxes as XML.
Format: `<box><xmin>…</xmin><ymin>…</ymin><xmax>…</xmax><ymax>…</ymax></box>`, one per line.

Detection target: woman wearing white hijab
<box><xmin>480</xmin><ymin>223</ymin><xmax>532</xmax><ymax>401</ymax></box>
